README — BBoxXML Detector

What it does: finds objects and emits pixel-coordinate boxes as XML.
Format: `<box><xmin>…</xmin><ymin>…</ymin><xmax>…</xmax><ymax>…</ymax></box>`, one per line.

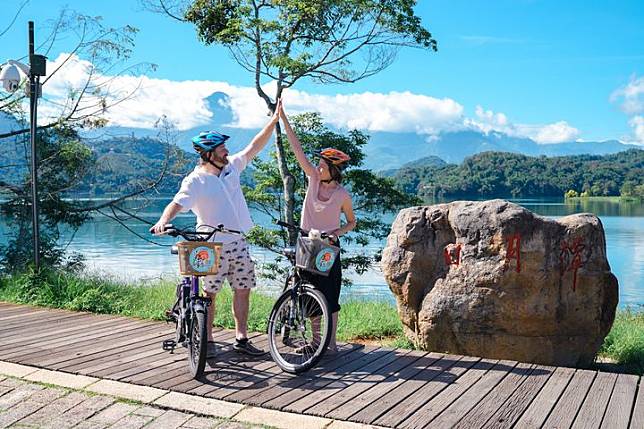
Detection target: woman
<box><xmin>279</xmin><ymin>103</ymin><xmax>357</xmax><ymax>352</ymax></box>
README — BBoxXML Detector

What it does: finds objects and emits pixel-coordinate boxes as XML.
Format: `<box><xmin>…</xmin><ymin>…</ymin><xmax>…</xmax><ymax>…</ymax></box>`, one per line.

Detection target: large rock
<box><xmin>382</xmin><ymin>200</ymin><xmax>618</xmax><ymax>367</ymax></box>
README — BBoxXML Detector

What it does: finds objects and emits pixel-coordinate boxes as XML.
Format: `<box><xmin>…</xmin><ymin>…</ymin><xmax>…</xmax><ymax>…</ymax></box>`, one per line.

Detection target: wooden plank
<box><xmin>277</xmin><ymin>348</ymin><xmax>400</xmax><ymax>413</ymax></box>
<box><xmin>21</xmin><ymin>320</ymin><xmax>164</xmax><ymax>362</ymax></box>
<box><xmin>0</xmin><ymin>306</ymin><xmax>49</xmax><ymax>319</ymax></box>
<box><xmin>183</xmin><ymin>338</ymin><xmax>281</xmax><ymax>397</ymax></box>
<box><xmin>630</xmin><ymin>377</ymin><xmax>644</xmax><ymax>429</ymax></box>
<box><xmin>311</xmin><ymin>350</ymin><xmax>422</xmax><ymax>418</ymax></box>
<box><xmin>0</xmin><ymin>309</ymin><xmax>53</xmax><ymax>323</ymax></box>
<box><xmin>51</xmin><ymin>328</ymin><xmax>173</xmax><ymax>369</ymax></box>
<box><xmin>108</xmin><ymin>329</ymin><xmax>238</xmax><ymax>383</ymax></box>
<box><xmin>55</xmin><ymin>330</ymin><xmax>179</xmax><ymax>373</ymax></box>
<box><xmin>0</xmin><ymin>314</ymin><xmax>123</xmax><ymax>348</ymax></box>
<box><xmin>0</xmin><ymin>311</ymin><xmax>87</xmax><ymax>332</ymax></box>
<box><xmin>600</xmin><ymin>373</ymin><xmax>638</xmax><ymax>429</ymax></box>
<box><xmin>541</xmin><ymin>369</ymin><xmax>596</xmax><ymax>429</ymax></box>
<box><xmin>373</xmin><ymin>355</ymin><xmax>479</xmax><ymax>428</ymax></box>
<box><xmin>6</xmin><ymin>324</ymin><xmax>162</xmax><ymax>371</ymax></box>
<box><xmin>0</xmin><ymin>320</ymin><xmax>145</xmax><ymax>362</ymax></box>
<box><xmin>442</xmin><ymin>361</ymin><xmax>532</xmax><ymax>429</ymax></box>
<box><xmin>205</xmin><ymin>335</ymin><xmax>335</xmax><ymax>399</ymax></box>
<box><xmin>399</xmin><ymin>359</ymin><xmax>500</xmax><ymax>429</ymax></box>
<box><xmin>154</xmin><ymin>333</ymin><xmax>268</xmax><ymax>392</ymax></box>
<box><xmin>6</xmin><ymin>321</ymin><xmax>160</xmax><ymax>363</ymax></box>
<box><xmin>208</xmin><ymin>343</ymin><xmax>366</xmax><ymax>403</ymax></box>
<box><xmin>48</xmin><ymin>328</ymin><xmax>173</xmax><ymax>371</ymax></box>
<box><xmin>513</xmin><ymin>366</ymin><xmax>576</xmax><ymax>428</ymax></box>
<box><xmin>92</xmin><ymin>345</ymin><xmax>188</xmax><ymax>380</ymax></box>
<box><xmin>126</xmin><ymin>329</ymin><xmax>242</xmax><ymax>385</ymax></box>
<box><xmin>454</xmin><ymin>363</ymin><xmax>534</xmax><ymax>428</ymax></box>
<box><xmin>0</xmin><ymin>309</ymin><xmax>95</xmax><ymax>329</ymax></box>
<box><xmin>572</xmin><ymin>371</ymin><xmax>618</xmax><ymax>429</ymax></box>
<box><xmin>480</xmin><ymin>365</ymin><xmax>555</xmax><ymax>429</ymax></box>
<box><xmin>259</xmin><ymin>346</ymin><xmax>384</xmax><ymax>410</ymax></box>
<box><xmin>343</xmin><ymin>352</ymin><xmax>444</xmax><ymax>423</ymax></box>
<box><xmin>0</xmin><ymin>307</ymin><xmax>77</xmax><ymax>323</ymax></box>
<box><xmin>206</xmin><ymin>344</ymin><xmax>363</xmax><ymax>403</ymax></box>
<box><xmin>86</xmin><ymin>329</ymin><xmax>221</xmax><ymax>380</ymax></box>
<box><xmin>0</xmin><ymin>317</ymin><xmax>135</xmax><ymax>355</ymax></box>
<box><xmin>304</xmin><ymin>351</ymin><xmax>441</xmax><ymax>422</ymax></box>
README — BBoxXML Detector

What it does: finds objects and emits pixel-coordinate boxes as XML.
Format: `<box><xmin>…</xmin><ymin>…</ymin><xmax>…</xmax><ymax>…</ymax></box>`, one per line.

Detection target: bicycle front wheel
<box><xmin>268</xmin><ymin>285</ymin><xmax>332</xmax><ymax>373</ymax></box>
<box><xmin>188</xmin><ymin>303</ymin><xmax>208</xmax><ymax>378</ymax></box>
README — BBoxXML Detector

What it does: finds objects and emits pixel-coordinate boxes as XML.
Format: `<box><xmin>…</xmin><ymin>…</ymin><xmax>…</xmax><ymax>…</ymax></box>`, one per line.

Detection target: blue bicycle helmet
<box><xmin>192</xmin><ymin>131</ymin><xmax>229</xmax><ymax>153</ymax></box>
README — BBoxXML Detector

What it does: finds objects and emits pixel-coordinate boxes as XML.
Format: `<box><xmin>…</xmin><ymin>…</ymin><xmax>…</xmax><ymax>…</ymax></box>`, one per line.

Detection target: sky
<box><xmin>1</xmin><ymin>0</ymin><xmax>643</xmax><ymax>144</ymax></box>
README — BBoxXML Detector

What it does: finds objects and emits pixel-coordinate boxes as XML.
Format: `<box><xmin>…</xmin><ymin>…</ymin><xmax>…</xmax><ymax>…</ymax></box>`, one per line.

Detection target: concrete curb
<box><xmin>0</xmin><ymin>360</ymin><xmax>390</xmax><ymax>429</ymax></box>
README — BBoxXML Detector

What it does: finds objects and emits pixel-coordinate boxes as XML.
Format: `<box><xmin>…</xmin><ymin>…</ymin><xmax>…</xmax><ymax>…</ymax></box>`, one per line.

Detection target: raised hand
<box><xmin>271</xmin><ymin>98</ymin><xmax>282</xmax><ymax>124</ymax></box>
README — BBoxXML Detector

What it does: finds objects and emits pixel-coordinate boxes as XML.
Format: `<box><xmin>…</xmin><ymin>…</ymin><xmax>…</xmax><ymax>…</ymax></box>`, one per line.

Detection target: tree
<box><xmin>244</xmin><ymin>112</ymin><xmax>419</xmax><ymax>282</ymax></box>
<box><xmin>145</xmin><ymin>0</ymin><xmax>437</xmax><ymax>242</ymax></box>
<box><xmin>0</xmin><ymin>11</ymin><xmax>149</xmax><ymax>140</ymax></box>
<box><xmin>0</xmin><ymin>9</ymin><xmax>169</xmax><ymax>272</ymax></box>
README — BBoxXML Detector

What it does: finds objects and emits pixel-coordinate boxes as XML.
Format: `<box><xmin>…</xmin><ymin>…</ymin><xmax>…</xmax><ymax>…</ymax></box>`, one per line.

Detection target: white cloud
<box><xmin>465</xmin><ymin>105</ymin><xmax>579</xmax><ymax>144</ymax></box>
<box><xmin>35</xmin><ymin>52</ymin><xmax>583</xmax><ymax>145</ymax></box>
<box><xmin>630</xmin><ymin>116</ymin><xmax>644</xmax><ymax>143</ymax></box>
<box><xmin>39</xmin><ymin>53</ymin><xmax>270</xmax><ymax>130</ymax></box>
<box><xmin>530</xmin><ymin>121</ymin><xmax>581</xmax><ymax>144</ymax></box>
<box><xmin>610</xmin><ymin>75</ymin><xmax>644</xmax><ymax>144</ymax></box>
<box><xmin>610</xmin><ymin>75</ymin><xmax>644</xmax><ymax>115</ymax></box>
<box><xmin>281</xmin><ymin>89</ymin><xmax>464</xmax><ymax>134</ymax></box>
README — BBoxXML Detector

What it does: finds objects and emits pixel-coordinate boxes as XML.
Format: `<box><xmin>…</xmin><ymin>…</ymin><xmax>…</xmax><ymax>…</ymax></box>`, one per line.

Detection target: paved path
<box><xmin>0</xmin><ymin>375</ymin><xmax>263</xmax><ymax>429</ymax></box>
<box><xmin>0</xmin><ymin>302</ymin><xmax>642</xmax><ymax>428</ymax></box>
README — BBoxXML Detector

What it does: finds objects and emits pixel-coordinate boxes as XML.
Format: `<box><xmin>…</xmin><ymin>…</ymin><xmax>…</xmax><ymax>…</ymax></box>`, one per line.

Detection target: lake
<box><xmin>2</xmin><ymin>197</ymin><xmax>643</xmax><ymax>308</ymax></box>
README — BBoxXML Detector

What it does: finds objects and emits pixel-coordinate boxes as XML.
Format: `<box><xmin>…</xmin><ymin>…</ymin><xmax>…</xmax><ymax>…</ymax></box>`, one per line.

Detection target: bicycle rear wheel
<box><xmin>188</xmin><ymin>303</ymin><xmax>208</xmax><ymax>378</ymax></box>
<box><xmin>268</xmin><ymin>285</ymin><xmax>332</xmax><ymax>373</ymax></box>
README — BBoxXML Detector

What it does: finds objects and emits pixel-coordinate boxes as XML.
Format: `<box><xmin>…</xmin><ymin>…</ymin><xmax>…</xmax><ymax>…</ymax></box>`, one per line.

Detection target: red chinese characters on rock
<box><xmin>503</xmin><ymin>233</ymin><xmax>521</xmax><ymax>273</ymax></box>
<box><xmin>559</xmin><ymin>237</ymin><xmax>586</xmax><ymax>291</ymax></box>
<box><xmin>443</xmin><ymin>243</ymin><xmax>462</xmax><ymax>267</ymax></box>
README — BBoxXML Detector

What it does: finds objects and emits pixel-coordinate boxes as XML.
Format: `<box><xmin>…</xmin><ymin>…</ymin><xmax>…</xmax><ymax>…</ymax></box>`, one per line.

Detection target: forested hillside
<box><xmin>394</xmin><ymin>149</ymin><xmax>644</xmax><ymax>198</ymax></box>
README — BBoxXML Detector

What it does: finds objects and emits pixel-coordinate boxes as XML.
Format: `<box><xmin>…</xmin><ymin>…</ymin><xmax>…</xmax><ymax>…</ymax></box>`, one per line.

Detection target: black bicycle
<box><xmin>156</xmin><ymin>223</ymin><xmax>239</xmax><ymax>378</ymax></box>
<box><xmin>267</xmin><ymin>220</ymin><xmax>333</xmax><ymax>373</ymax></box>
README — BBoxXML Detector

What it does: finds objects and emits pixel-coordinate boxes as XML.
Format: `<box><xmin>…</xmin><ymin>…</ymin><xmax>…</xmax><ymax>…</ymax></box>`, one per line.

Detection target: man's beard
<box><xmin>209</xmin><ymin>152</ymin><xmax>229</xmax><ymax>166</ymax></box>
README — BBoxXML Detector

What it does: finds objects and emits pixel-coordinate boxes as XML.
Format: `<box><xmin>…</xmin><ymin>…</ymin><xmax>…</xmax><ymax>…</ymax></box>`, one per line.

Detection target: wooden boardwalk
<box><xmin>0</xmin><ymin>302</ymin><xmax>642</xmax><ymax>429</ymax></box>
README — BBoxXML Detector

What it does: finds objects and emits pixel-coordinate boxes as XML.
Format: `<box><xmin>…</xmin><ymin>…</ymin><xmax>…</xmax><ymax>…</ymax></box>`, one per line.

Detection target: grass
<box><xmin>2</xmin><ymin>269</ymin><xmax>641</xmax><ymax>374</ymax></box>
<box><xmin>598</xmin><ymin>308</ymin><xmax>644</xmax><ymax>375</ymax></box>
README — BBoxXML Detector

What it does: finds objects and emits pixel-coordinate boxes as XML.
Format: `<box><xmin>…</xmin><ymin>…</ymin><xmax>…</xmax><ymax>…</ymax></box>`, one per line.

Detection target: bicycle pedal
<box><xmin>162</xmin><ymin>339</ymin><xmax>177</xmax><ymax>351</ymax></box>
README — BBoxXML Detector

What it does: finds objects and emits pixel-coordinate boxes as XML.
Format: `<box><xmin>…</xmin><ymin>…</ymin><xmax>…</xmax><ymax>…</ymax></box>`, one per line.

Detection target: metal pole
<box><xmin>28</xmin><ymin>21</ymin><xmax>40</xmax><ymax>270</ymax></box>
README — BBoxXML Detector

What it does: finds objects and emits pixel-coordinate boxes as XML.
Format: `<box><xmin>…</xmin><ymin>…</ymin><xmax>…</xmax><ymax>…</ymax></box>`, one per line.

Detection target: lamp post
<box><xmin>0</xmin><ymin>21</ymin><xmax>46</xmax><ymax>270</ymax></box>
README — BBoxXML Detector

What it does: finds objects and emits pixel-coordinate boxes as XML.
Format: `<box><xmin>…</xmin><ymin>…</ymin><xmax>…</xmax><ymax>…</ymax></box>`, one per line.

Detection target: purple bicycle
<box><xmin>157</xmin><ymin>223</ymin><xmax>240</xmax><ymax>378</ymax></box>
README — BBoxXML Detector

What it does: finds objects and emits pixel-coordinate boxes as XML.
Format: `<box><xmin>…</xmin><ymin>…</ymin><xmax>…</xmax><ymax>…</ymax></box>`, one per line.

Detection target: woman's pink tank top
<box><xmin>300</xmin><ymin>172</ymin><xmax>348</xmax><ymax>233</ymax></box>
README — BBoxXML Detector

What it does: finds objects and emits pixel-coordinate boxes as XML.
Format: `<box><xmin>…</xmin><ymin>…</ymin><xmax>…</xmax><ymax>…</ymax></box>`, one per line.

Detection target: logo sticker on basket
<box><xmin>189</xmin><ymin>246</ymin><xmax>216</xmax><ymax>272</ymax></box>
<box><xmin>315</xmin><ymin>247</ymin><xmax>336</xmax><ymax>272</ymax></box>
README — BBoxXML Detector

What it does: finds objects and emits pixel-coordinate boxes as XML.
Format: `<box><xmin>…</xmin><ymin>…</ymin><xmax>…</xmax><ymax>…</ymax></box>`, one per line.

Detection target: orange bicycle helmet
<box><xmin>317</xmin><ymin>148</ymin><xmax>351</xmax><ymax>166</ymax></box>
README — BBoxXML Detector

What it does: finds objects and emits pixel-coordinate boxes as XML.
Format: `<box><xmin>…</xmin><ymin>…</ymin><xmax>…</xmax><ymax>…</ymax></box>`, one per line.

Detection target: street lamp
<box><xmin>0</xmin><ymin>21</ymin><xmax>46</xmax><ymax>270</ymax></box>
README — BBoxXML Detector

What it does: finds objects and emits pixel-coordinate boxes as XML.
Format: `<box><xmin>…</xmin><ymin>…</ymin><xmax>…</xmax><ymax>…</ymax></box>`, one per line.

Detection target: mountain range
<box><xmin>1</xmin><ymin>91</ymin><xmax>641</xmax><ymax>171</ymax></box>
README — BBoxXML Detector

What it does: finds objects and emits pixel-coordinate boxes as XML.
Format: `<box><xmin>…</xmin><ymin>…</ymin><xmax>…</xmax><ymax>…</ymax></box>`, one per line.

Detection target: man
<box><xmin>151</xmin><ymin>101</ymin><xmax>281</xmax><ymax>357</ymax></box>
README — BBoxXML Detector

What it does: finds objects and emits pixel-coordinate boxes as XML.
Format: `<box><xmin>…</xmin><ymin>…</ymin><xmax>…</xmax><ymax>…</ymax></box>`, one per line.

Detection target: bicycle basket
<box><xmin>295</xmin><ymin>236</ymin><xmax>339</xmax><ymax>277</ymax></box>
<box><xmin>176</xmin><ymin>241</ymin><xmax>222</xmax><ymax>276</ymax></box>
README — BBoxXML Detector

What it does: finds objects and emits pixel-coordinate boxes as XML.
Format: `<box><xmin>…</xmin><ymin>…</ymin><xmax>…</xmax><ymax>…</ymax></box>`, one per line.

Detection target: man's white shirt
<box><xmin>172</xmin><ymin>153</ymin><xmax>253</xmax><ymax>244</ymax></box>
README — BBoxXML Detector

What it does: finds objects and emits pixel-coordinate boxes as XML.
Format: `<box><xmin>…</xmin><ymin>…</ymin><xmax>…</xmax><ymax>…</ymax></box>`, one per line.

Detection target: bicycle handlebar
<box><xmin>153</xmin><ymin>223</ymin><xmax>241</xmax><ymax>242</ymax></box>
<box><xmin>274</xmin><ymin>220</ymin><xmax>329</xmax><ymax>239</ymax></box>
